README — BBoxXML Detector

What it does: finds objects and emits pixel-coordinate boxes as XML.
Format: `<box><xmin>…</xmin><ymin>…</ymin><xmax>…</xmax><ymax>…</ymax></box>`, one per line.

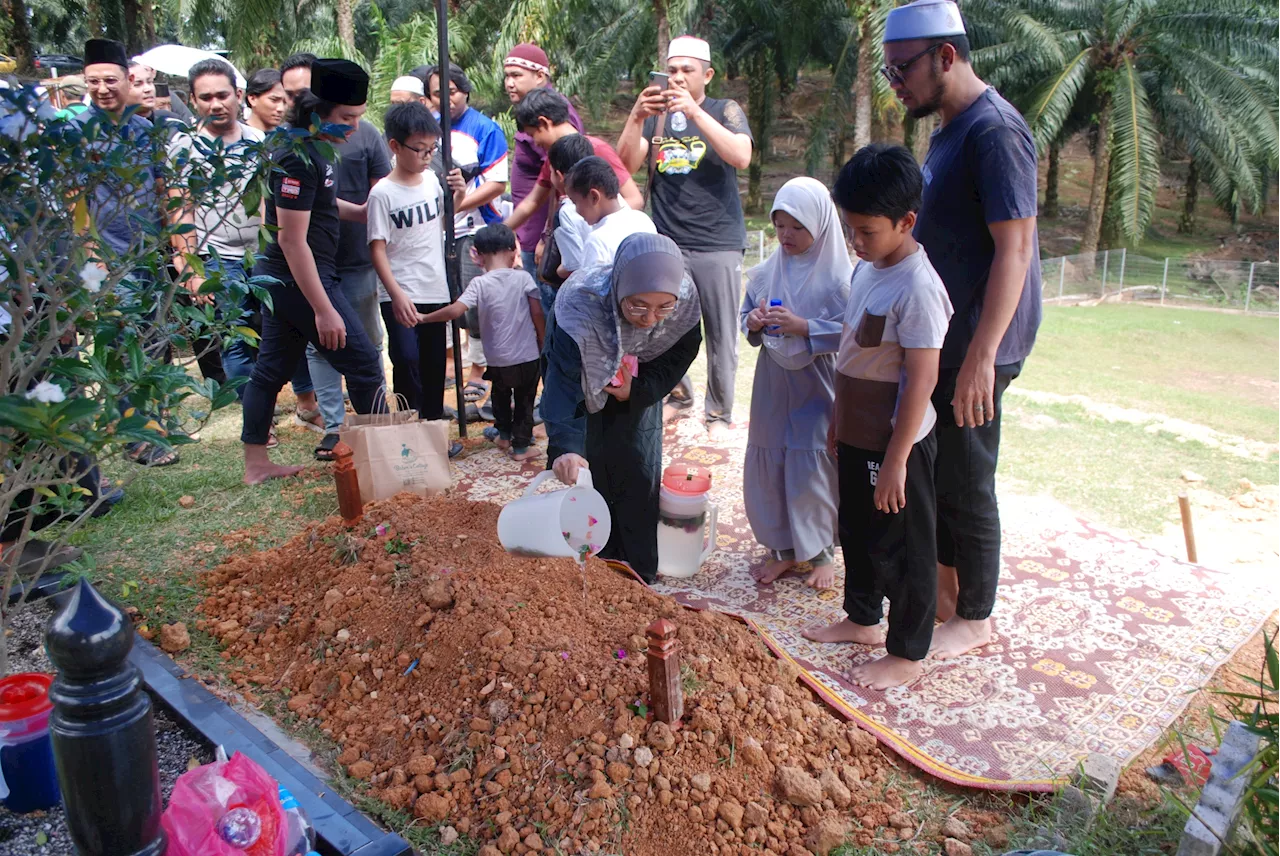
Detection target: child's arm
<box><xmin>875</xmin><ymin>347</ymin><xmax>939</xmax><ymax>514</ymax></box>
<box><xmin>417</xmin><ymin>300</ymin><xmax>469</xmax><ymax>325</ymax></box>
<box><xmin>370</xmin><ymin>239</ymin><xmax>418</xmax><ymax>329</ymax></box>
<box><xmin>528</xmin><ymin>295</ymin><xmax>546</xmax><ymax>350</ymax></box>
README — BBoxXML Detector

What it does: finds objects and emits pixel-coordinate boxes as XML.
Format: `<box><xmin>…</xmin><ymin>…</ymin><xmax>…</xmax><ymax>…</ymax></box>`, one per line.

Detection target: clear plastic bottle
<box><xmin>764</xmin><ymin>298</ymin><xmax>784</xmax><ymax>349</ymax></box>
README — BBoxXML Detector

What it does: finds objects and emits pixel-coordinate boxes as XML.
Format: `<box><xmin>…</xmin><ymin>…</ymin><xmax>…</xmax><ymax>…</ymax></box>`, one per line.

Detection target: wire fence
<box><xmin>1039</xmin><ymin>250</ymin><xmax>1279</xmax><ymax>314</ymax></box>
<box><xmin>747</xmin><ymin>231</ymin><xmax>1278</xmax><ymax>316</ymax></box>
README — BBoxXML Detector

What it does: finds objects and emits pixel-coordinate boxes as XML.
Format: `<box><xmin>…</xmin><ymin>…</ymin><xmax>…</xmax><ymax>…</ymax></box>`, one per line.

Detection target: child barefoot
<box><xmin>803</xmin><ymin>144</ymin><xmax>953</xmax><ymax>690</ymax></box>
<box><xmin>741</xmin><ymin>178</ymin><xmax>851</xmax><ymax>590</ymax></box>
<box><xmin>417</xmin><ymin>224</ymin><xmax>545</xmax><ymax>460</ymax></box>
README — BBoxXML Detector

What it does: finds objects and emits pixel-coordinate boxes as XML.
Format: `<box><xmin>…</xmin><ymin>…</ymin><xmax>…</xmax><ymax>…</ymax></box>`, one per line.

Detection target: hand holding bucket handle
<box><xmin>551</xmin><ymin>453</ymin><xmax>590</xmax><ymax>487</ymax></box>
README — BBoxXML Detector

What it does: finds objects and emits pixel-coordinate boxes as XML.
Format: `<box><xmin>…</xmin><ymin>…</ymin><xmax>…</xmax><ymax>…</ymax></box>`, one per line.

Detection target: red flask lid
<box><xmin>0</xmin><ymin>673</ymin><xmax>53</xmax><ymax>722</ymax></box>
<box><xmin>662</xmin><ymin>463</ymin><xmax>712</xmax><ymax>495</ymax></box>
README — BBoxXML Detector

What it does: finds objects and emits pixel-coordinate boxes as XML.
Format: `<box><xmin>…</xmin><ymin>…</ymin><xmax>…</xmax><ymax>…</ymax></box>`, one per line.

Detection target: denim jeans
<box><xmin>522</xmin><ymin>248</ymin><xmax>556</xmax><ymax>318</ymax></box>
<box><xmin>241</xmin><ymin>277</ymin><xmax>387</xmax><ymax>446</ymax></box>
<box><xmin>208</xmin><ymin>255</ymin><xmax>313</xmax><ymax>401</ymax></box>
<box><xmin>306</xmin><ymin>266</ymin><xmax>384</xmax><ymax>431</ymax></box>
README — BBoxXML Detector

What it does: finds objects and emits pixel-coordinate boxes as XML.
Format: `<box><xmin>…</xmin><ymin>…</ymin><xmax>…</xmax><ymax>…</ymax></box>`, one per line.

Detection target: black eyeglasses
<box><xmin>880</xmin><ymin>43</ymin><xmax>943</xmax><ymax>85</ymax></box>
<box><xmin>400</xmin><ymin>141</ymin><xmax>439</xmax><ymax>158</ymax></box>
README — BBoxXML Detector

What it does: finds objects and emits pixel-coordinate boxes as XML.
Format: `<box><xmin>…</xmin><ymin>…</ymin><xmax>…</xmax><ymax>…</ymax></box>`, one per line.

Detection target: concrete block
<box><xmin>1175</xmin><ymin>721</ymin><xmax>1263</xmax><ymax>856</ymax></box>
<box><xmin>1074</xmin><ymin>752</ymin><xmax>1122</xmax><ymax>803</ymax></box>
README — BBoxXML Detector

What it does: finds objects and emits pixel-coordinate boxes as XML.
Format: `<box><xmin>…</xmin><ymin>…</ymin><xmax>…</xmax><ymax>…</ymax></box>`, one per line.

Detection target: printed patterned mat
<box><xmin>450</xmin><ymin>419</ymin><xmax>1272</xmax><ymax>791</ymax></box>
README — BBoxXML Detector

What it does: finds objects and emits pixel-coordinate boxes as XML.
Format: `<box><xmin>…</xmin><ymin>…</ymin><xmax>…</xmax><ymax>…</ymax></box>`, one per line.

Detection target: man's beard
<box><xmin>908</xmin><ymin>66</ymin><xmax>945</xmax><ymax>119</ymax></box>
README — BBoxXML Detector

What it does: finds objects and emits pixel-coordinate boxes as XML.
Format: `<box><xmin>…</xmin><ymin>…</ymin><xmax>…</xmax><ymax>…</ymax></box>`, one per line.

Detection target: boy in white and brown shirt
<box><xmin>803</xmin><ymin>144</ymin><xmax>953</xmax><ymax>690</ymax></box>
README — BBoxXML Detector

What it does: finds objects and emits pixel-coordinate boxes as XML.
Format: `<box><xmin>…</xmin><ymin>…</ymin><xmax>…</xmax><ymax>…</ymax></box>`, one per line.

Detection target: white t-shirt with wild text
<box><xmin>366</xmin><ymin>172</ymin><xmax>450</xmax><ymax>304</ymax></box>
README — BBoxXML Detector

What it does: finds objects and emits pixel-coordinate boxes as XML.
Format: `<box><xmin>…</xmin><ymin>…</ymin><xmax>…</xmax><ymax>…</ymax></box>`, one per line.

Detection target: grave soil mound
<box><xmin>197</xmin><ymin>494</ymin><xmax>1005</xmax><ymax>856</ymax></box>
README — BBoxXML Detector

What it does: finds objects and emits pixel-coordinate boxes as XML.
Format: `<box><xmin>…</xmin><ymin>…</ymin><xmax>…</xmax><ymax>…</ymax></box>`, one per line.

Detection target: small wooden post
<box><xmin>1178</xmin><ymin>492</ymin><xmax>1197</xmax><ymax>563</ymax></box>
<box><xmin>646</xmin><ymin>618</ymin><xmax>683</xmax><ymax>725</ymax></box>
<box><xmin>333</xmin><ymin>440</ymin><xmax>363</xmax><ymax>526</ymax></box>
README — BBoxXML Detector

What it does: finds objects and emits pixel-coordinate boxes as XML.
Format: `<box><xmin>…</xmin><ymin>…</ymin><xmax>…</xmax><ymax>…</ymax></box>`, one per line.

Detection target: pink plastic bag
<box><xmin>161</xmin><ymin>751</ymin><xmax>289</xmax><ymax>856</ymax></box>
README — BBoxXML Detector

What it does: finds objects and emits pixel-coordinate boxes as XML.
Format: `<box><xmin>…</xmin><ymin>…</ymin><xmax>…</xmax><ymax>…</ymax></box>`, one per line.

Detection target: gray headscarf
<box><xmin>554</xmin><ymin>233</ymin><xmax>701</xmax><ymax>414</ymax></box>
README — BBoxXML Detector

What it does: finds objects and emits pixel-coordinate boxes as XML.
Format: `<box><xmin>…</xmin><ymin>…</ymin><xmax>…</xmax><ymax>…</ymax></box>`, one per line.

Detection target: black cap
<box><xmin>311</xmin><ymin>58</ymin><xmax>369</xmax><ymax>106</ymax></box>
<box><xmin>84</xmin><ymin>38</ymin><xmax>130</xmax><ymax>71</ymax></box>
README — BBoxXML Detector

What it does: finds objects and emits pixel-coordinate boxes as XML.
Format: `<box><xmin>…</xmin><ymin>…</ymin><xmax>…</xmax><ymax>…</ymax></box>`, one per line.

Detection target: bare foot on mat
<box><xmin>802</xmin><ymin>618</ymin><xmax>885</xmax><ymax>645</ymax></box>
<box><xmin>928</xmin><ymin>616</ymin><xmax>992</xmax><ymax>659</ymax></box>
<box><xmin>510</xmin><ymin>447</ymin><xmax>541</xmax><ymax>462</ymax></box>
<box><xmin>848</xmin><ymin>654</ymin><xmax>923</xmax><ymax>690</ymax></box>
<box><xmin>752</xmin><ymin>558</ymin><xmax>797</xmax><ymax>584</ymax></box>
<box><xmin>805</xmin><ymin>563</ymin><xmax>835</xmax><ymax>589</ymax></box>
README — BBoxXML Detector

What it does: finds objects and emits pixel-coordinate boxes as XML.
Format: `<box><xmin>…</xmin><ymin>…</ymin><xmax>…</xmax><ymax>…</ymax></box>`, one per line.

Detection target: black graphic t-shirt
<box><xmin>643</xmin><ymin>97</ymin><xmax>753</xmax><ymax>253</ymax></box>
<box><xmin>254</xmin><ymin>140</ymin><xmax>341</xmax><ymax>285</ymax></box>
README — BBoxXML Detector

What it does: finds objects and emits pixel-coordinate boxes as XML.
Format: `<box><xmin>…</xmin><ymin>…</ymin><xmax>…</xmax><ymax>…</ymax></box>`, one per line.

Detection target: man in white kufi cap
<box><xmin>879</xmin><ymin>0</ymin><xmax>1043</xmax><ymax>660</ymax></box>
<box><xmin>389</xmin><ymin>75</ymin><xmax>426</xmax><ymax>105</ymax></box>
<box><xmin>617</xmin><ymin>35</ymin><xmax>755</xmax><ymax>439</ymax></box>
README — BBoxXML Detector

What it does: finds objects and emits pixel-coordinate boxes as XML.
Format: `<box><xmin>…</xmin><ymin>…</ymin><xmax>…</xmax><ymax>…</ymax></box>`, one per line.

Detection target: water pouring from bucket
<box><xmin>498</xmin><ymin>470</ymin><xmax>612</xmax><ymax>562</ymax></box>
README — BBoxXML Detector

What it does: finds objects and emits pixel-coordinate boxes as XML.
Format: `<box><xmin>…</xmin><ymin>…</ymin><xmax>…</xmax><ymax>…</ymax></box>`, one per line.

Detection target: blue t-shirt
<box><xmin>914</xmin><ymin>88</ymin><xmax>1041</xmax><ymax>369</ymax></box>
<box><xmin>71</xmin><ymin>107</ymin><xmax>163</xmax><ymax>257</ymax></box>
<box><xmin>446</xmin><ymin>107</ymin><xmax>509</xmax><ymax>237</ymax></box>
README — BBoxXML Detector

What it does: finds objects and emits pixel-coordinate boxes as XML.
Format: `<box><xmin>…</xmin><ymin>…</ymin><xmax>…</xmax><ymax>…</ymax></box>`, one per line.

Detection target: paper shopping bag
<box><xmin>341</xmin><ymin>412</ymin><xmax>452</xmax><ymax>504</ymax></box>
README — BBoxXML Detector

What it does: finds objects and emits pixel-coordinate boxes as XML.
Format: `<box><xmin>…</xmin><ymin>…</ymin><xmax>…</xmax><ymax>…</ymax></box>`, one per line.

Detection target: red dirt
<box><xmin>196</xmin><ymin>494</ymin><xmax>1012</xmax><ymax>856</ymax></box>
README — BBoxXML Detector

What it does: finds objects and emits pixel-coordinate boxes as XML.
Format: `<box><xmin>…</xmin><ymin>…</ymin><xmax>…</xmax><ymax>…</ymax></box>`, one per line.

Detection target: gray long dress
<box><xmin>740</xmin><ymin>288</ymin><xmax>845</xmax><ymax>563</ymax></box>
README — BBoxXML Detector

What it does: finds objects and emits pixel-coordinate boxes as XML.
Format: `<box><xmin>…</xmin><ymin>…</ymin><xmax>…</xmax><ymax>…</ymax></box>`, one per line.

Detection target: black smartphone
<box><xmin>648</xmin><ymin>71</ymin><xmax>670</xmax><ymax>91</ymax></box>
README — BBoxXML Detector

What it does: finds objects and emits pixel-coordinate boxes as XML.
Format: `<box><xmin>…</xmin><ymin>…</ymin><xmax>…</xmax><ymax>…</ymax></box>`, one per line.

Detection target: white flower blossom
<box><xmin>24</xmin><ymin>381</ymin><xmax>66</xmax><ymax>404</ymax></box>
<box><xmin>80</xmin><ymin>263</ymin><xmax>108</xmax><ymax>294</ymax></box>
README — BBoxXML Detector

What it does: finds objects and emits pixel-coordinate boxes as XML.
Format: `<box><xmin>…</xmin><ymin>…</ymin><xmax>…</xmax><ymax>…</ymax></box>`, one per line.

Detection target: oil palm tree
<box><xmin>976</xmin><ymin>0</ymin><xmax>1277</xmax><ymax>253</ymax></box>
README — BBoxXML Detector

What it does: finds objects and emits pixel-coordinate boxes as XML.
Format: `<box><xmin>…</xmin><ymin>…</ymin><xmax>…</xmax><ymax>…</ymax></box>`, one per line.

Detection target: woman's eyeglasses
<box><xmin>622</xmin><ymin>298</ymin><xmax>678</xmax><ymax>319</ymax></box>
<box><xmin>880</xmin><ymin>43</ymin><xmax>943</xmax><ymax>85</ymax></box>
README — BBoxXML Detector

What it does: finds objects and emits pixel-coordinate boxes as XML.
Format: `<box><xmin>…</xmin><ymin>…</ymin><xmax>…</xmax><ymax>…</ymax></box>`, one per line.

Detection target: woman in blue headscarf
<box><xmin>542</xmin><ymin>233</ymin><xmax>702</xmax><ymax>583</ymax></box>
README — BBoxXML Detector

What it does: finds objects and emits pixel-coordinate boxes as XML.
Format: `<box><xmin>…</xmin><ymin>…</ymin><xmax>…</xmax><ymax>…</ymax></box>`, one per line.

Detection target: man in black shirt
<box><xmin>617</xmin><ymin>36</ymin><xmax>753</xmax><ymax>440</ymax></box>
<box><xmin>240</xmin><ymin>59</ymin><xmax>387</xmax><ymax>484</ymax></box>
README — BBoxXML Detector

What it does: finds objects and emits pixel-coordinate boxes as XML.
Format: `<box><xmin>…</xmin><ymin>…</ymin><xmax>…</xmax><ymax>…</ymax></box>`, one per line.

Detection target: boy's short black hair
<box><xmin>420</xmin><ymin>62</ymin><xmax>472</xmax><ymax>97</ymax></box>
<box><xmin>548</xmin><ymin>133</ymin><xmax>595</xmax><ymax>175</ymax></box>
<box><xmin>566</xmin><ymin>156</ymin><xmax>619</xmax><ymax>199</ymax></box>
<box><xmin>832</xmin><ymin>143</ymin><xmax>922</xmax><ymax>222</ymax></box>
<box><xmin>280</xmin><ymin>52</ymin><xmax>316</xmax><ymax>74</ymax></box>
<box><xmin>513</xmin><ymin>87</ymin><xmax>571</xmax><ymax>131</ymax></box>
<box><xmin>384</xmin><ymin>101</ymin><xmax>441</xmax><ymax>145</ymax></box>
<box><xmin>473</xmin><ymin>223</ymin><xmax>517</xmax><ymax>255</ymax></box>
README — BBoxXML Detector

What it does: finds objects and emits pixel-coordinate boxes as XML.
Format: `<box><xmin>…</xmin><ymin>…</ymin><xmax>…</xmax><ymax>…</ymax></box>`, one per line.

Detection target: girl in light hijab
<box><xmin>543</xmin><ymin>233</ymin><xmax>702</xmax><ymax>583</ymax></box>
<box><xmin>742</xmin><ymin>177</ymin><xmax>853</xmax><ymax>589</ymax></box>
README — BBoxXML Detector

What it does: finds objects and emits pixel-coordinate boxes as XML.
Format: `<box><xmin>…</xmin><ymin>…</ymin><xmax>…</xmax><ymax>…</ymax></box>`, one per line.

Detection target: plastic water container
<box><xmin>0</xmin><ymin>672</ymin><xmax>61</xmax><ymax>813</ymax></box>
<box><xmin>764</xmin><ymin>298</ymin><xmax>784</xmax><ymax>337</ymax></box>
<box><xmin>498</xmin><ymin>469</ymin><xmax>612</xmax><ymax>561</ymax></box>
<box><xmin>657</xmin><ymin>463</ymin><xmax>719</xmax><ymax>579</ymax></box>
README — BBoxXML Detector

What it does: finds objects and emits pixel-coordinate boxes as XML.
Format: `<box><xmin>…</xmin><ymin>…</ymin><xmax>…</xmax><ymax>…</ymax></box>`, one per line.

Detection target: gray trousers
<box><xmin>306</xmin><ymin>266</ymin><xmax>385</xmax><ymax>431</ymax></box>
<box><xmin>671</xmin><ymin>248</ymin><xmax>743</xmax><ymax>425</ymax></box>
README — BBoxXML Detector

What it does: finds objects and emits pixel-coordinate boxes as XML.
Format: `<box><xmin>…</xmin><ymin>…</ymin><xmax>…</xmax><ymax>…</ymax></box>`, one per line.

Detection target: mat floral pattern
<box><xmin>450</xmin><ymin>419</ymin><xmax>1272</xmax><ymax>791</ymax></box>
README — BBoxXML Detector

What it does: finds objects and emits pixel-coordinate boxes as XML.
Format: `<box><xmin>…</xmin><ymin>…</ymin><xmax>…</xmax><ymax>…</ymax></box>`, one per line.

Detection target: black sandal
<box><xmin>126</xmin><ymin>442</ymin><xmax>180</xmax><ymax>467</ymax></box>
<box><xmin>314</xmin><ymin>433</ymin><xmax>341</xmax><ymax>461</ymax></box>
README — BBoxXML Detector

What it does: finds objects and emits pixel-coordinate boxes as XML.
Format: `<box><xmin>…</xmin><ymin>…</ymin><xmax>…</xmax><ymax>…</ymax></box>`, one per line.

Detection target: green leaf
<box><xmin>1106</xmin><ymin>56</ymin><xmax>1160</xmax><ymax>244</ymax></box>
<box><xmin>36</xmin><ymin>831</ymin><xmax>48</xmax><ymax>845</ymax></box>
<box><xmin>233</xmin><ymin>325</ymin><xmax>261</xmax><ymax>341</ymax></box>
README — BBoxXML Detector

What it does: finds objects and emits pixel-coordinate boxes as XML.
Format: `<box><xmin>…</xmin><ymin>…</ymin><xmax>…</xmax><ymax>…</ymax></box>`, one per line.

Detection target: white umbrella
<box><xmin>132</xmin><ymin>45</ymin><xmax>246</xmax><ymax>89</ymax></box>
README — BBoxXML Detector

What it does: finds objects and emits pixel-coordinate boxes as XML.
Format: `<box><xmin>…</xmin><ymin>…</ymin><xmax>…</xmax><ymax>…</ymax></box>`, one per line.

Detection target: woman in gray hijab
<box><xmin>543</xmin><ymin>233</ymin><xmax>702</xmax><ymax>582</ymax></box>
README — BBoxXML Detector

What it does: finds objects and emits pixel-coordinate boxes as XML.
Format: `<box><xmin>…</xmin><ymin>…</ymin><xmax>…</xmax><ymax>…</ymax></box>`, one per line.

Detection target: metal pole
<box><xmin>1058</xmin><ymin>256</ymin><xmax>1065</xmax><ymax>298</ymax></box>
<box><xmin>436</xmin><ymin>0</ymin><xmax>467</xmax><ymax>438</ymax></box>
<box><xmin>1118</xmin><ymin>248</ymin><xmax>1126</xmax><ymax>290</ymax></box>
<box><xmin>1245</xmin><ymin>262</ymin><xmax>1255</xmax><ymax>312</ymax></box>
<box><xmin>1161</xmin><ymin>257</ymin><xmax>1168</xmax><ymax>304</ymax></box>
<box><xmin>1101</xmin><ymin>249</ymin><xmax>1109</xmax><ymax>293</ymax></box>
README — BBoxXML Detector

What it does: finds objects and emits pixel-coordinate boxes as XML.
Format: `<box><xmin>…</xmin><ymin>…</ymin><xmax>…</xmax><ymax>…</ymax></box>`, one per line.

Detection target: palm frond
<box><xmin>1106</xmin><ymin>56</ymin><xmax>1160</xmax><ymax>244</ymax></box>
<box><xmin>1024</xmin><ymin>47</ymin><xmax>1092</xmax><ymax>151</ymax></box>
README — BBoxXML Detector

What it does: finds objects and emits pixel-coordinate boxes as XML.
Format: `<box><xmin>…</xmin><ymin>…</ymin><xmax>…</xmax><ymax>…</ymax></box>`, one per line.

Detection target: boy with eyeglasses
<box><xmin>416</xmin><ymin>224</ymin><xmax>546</xmax><ymax>461</ymax></box>
<box><xmin>368</xmin><ymin>102</ymin><xmax>466</xmax><ymax>440</ymax></box>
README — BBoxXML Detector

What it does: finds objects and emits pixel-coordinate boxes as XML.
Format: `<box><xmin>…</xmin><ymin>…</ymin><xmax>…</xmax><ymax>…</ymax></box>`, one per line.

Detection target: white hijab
<box><xmin>745</xmin><ymin>177</ymin><xmax>853</xmax><ymax>369</ymax></box>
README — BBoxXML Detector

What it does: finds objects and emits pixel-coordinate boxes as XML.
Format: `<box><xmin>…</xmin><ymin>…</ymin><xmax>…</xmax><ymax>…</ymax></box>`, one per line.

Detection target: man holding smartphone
<box><xmin>617</xmin><ymin>35</ymin><xmax>754</xmax><ymax>440</ymax></box>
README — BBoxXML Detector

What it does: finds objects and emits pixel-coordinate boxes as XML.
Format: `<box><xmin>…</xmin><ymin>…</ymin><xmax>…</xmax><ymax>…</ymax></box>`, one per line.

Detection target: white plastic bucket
<box><xmin>498</xmin><ymin>469</ymin><xmax>612</xmax><ymax>560</ymax></box>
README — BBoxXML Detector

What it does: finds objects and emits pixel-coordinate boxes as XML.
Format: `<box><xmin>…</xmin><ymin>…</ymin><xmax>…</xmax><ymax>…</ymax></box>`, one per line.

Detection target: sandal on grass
<box><xmin>266</xmin><ymin>425</ymin><xmax>279</xmax><ymax>449</ymax></box>
<box><xmin>314</xmin><ymin>432</ymin><xmax>341</xmax><ymax>461</ymax></box>
<box><xmin>126</xmin><ymin>442</ymin><xmax>179</xmax><ymax>467</ymax></box>
<box><xmin>293</xmin><ymin>407</ymin><xmax>325</xmax><ymax>434</ymax></box>
<box><xmin>463</xmin><ymin>381</ymin><xmax>489</xmax><ymax>402</ymax></box>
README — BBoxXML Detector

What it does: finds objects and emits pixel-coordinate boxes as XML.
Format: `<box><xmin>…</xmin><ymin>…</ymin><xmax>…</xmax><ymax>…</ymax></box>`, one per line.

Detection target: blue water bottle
<box><xmin>765</xmin><ymin>298</ymin><xmax>783</xmax><ymax>336</ymax></box>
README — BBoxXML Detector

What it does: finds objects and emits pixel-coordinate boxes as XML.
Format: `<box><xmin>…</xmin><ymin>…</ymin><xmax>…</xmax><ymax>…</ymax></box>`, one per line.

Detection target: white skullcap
<box><xmin>667</xmin><ymin>36</ymin><xmax>712</xmax><ymax>64</ymax></box>
<box><xmin>883</xmin><ymin>0</ymin><xmax>966</xmax><ymax>42</ymax></box>
<box><xmin>390</xmin><ymin>75</ymin><xmax>425</xmax><ymax>96</ymax></box>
